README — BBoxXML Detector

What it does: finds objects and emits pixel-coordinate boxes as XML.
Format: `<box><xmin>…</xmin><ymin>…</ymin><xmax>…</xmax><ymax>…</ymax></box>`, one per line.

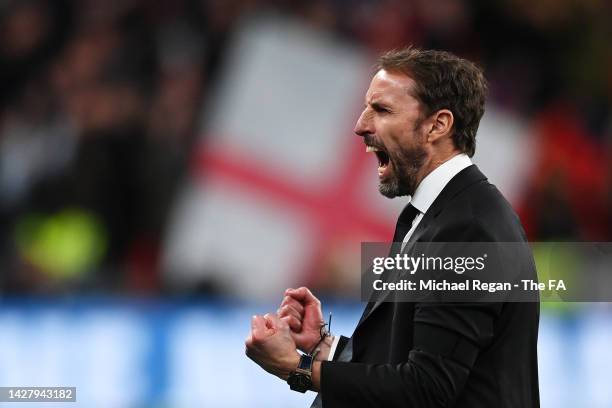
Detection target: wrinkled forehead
<box><xmin>365</xmin><ymin>69</ymin><xmax>419</xmax><ymax>105</ymax></box>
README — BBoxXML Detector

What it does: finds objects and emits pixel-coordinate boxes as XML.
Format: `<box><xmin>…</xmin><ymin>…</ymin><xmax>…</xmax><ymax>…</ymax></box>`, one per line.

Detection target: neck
<box><xmin>414</xmin><ymin>150</ymin><xmax>463</xmax><ymax>190</ymax></box>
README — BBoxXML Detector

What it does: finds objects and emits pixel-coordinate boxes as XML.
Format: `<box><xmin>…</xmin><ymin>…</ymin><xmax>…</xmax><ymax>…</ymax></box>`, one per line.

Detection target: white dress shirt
<box><xmin>327</xmin><ymin>153</ymin><xmax>473</xmax><ymax>361</ymax></box>
<box><xmin>401</xmin><ymin>153</ymin><xmax>473</xmax><ymax>249</ymax></box>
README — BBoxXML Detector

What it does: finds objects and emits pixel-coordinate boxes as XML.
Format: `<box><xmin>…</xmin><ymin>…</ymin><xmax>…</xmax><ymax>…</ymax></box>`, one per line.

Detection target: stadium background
<box><xmin>0</xmin><ymin>0</ymin><xmax>611</xmax><ymax>407</ymax></box>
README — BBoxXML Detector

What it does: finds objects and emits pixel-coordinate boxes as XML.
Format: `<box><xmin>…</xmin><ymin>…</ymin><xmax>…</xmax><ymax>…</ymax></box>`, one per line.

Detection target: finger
<box><xmin>263</xmin><ymin>313</ymin><xmax>276</xmax><ymax>330</ymax></box>
<box><xmin>280</xmin><ymin>296</ymin><xmax>305</xmax><ymax>315</ymax></box>
<box><xmin>251</xmin><ymin>315</ymin><xmax>265</xmax><ymax>331</ymax></box>
<box><xmin>285</xmin><ymin>286</ymin><xmax>320</xmax><ymax>306</ymax></box>
<box><xmin>264</xmin><ymin>313</ymin><xmax>287</xmax><ymax>330</ymax></box>
<box><xmin>277</xmin><ymin>304</ymin><xmax>302</xmax><ymax>321</ymax></box>
<box><xmin>281</xmin><ymin>315</ymin><xmax>302</xmax><ymax>331</ymax></box>
<box><xmin>277</xmin><ymin>307</ymin><xmax>301</xmax><ymax>327</ymax></box>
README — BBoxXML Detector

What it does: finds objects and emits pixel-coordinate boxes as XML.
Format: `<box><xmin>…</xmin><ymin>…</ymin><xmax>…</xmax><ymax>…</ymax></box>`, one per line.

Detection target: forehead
<box><xmin>365</xmin><ymin>69</ymin><xmax>418</xmax><ymax>104</ymax></box>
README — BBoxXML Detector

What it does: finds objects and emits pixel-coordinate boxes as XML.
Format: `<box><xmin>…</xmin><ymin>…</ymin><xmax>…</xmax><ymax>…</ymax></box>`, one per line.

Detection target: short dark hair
<box><xmin>376</xmin><ymin>47</ymin><xmax>487</xmax><ymax>157</ymax></box>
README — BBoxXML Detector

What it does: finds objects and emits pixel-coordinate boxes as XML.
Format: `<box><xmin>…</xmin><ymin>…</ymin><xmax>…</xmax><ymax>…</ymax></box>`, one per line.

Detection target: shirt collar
<box><xmin>409</xmin><ymin>153</ymin><xmax>472</xmax><ymax>214</ymax></box>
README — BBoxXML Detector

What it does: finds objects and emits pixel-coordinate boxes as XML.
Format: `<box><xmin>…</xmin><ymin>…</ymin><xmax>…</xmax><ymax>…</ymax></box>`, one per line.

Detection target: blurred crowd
<box><xmin>0</xmin><ymin>0</ymin><xmax>611</xmax><ymax>295</ymax></box>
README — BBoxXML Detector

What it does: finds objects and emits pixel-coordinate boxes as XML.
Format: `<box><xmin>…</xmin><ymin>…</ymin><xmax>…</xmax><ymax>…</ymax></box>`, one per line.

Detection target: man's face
<box><xmin>354</xmin><ymin>69</ymin><xmax>429</xmax><ymax>198</ymax></box>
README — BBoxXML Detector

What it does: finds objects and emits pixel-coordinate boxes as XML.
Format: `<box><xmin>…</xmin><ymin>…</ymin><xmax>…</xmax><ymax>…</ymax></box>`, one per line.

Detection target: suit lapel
<box><xmin>355</xmin><ymin>165</ymin><xmax>488</xmax><ymax>330</ymax></box>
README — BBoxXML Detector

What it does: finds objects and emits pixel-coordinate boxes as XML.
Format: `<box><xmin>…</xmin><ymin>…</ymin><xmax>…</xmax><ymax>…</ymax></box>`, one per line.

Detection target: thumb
<box><xmin>286</xmin><ymin>286</ymin><xmax>319</xmax><ymax>306</ymax></box>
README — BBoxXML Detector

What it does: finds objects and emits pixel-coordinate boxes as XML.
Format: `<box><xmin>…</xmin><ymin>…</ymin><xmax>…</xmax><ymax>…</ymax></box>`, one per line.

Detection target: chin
<box><xmin>378</xmin><ymin>174</ymin><xmax>414</xmax><ymax>198</ymax></box>
<box><xmin>378</xmin><ymin>181</ymin><xmax>403</xmax><ymax>198</ymax></box>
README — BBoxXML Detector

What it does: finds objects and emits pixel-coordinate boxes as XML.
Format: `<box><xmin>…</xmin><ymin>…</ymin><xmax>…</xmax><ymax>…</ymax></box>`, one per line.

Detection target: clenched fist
<box><xmin>278</xmin><ymin>287</ymin><xmax>327</xmax><ymax>354</ymax></box>
<box><xmin>245</xmin><ymin>313</ymin><xmax>300</xmax><ymax>380</ymax></box>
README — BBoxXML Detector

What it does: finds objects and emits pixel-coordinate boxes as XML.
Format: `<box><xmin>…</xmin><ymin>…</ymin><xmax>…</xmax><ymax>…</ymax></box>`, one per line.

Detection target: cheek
<box><xmin>377</xmin><ymin>117</ymin><xmax>402</xmax><ymax>138</ymax></box>
<box><xmin>386</xmin><ymin>120</ymin><xmax>417</xmax><ymax>147</ymax></box>
<box><xmin>387</xmin><ymin>128</ymin><xmax>425</xmax><ymax>159</ymax></box>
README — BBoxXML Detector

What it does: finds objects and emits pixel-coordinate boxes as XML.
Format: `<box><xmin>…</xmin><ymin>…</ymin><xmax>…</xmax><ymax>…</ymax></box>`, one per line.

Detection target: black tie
<box><xmin>392</xmin><ymin>203</ymin><xmax>420</xmax><ymax>243</ymax></box>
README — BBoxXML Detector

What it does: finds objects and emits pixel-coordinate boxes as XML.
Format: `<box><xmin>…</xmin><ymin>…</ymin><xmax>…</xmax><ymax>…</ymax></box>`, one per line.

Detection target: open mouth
<box><xmin>365</xmin><ymin>144</ymin><xmax>391</xmax><ymax>178</ymax></box>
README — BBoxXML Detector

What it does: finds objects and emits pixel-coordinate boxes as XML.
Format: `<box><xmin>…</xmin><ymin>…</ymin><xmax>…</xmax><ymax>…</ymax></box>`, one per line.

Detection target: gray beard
<box><xmin>378</xmin><ymin>145</ymin><xmax>427</xmax><ymax>199</ymax></box>
<box><xmin>379</xmin><ymin>177</ymin><xmax>406</xmax><ymax>198</ymax></box>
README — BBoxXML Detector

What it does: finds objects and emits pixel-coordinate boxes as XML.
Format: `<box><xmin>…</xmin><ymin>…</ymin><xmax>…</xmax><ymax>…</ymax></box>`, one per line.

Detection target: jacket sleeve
<box><xmin>320</xmin><ymin>219</ymin><xmax>503</xmax><ymax>408</ymax></box>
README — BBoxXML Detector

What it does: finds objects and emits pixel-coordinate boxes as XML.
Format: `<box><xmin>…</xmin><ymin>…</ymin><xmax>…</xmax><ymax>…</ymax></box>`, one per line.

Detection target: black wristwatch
<box><xmin>287</xmin><ymin>351</ymin><xmax>318</xmax><ymax>393</ymax></box>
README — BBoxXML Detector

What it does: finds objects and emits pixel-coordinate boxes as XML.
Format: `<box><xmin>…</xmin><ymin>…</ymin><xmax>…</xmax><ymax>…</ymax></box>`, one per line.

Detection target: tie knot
<box><xmin>399</xmin><ymin>203</ymin><xmax>419</xmax><ymax>225</ymax></box>
<box><xmin>391</xmin><ymin>203</ymin><xmax>420</xmax><ymax>243</ymax></box>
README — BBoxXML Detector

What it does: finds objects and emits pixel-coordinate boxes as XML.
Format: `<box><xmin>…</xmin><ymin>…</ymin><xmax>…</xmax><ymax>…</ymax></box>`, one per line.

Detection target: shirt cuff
<box><xmin>327</xmin><ymin>335</ymin><xmax>340</xmax><ymax>361</ymax></box>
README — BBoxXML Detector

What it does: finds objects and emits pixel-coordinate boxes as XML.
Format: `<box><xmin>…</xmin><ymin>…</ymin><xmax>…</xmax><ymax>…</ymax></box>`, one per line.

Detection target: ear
<box><xmin>426</xmin><ymin>109</ymin><xmax>454</xmax><ymax>143</ymax></box>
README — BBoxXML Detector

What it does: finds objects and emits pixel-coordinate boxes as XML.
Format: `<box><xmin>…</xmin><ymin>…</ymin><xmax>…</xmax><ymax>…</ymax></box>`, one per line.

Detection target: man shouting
<box><xmin>245</xmin><ymin>47</ymin><xmax>540</xmax><ymax>408</ymax></box>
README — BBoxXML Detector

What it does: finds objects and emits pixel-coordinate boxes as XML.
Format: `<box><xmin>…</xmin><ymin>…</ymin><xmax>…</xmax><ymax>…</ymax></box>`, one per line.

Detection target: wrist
<box><xmin>280</xmin><ymin>352</ymin><xmax>301</xmax><ymax>381</ymax></box>
<box><xmin>313</xmin><ymin>335</ymin><xmax>335</xmax><ymax>361</ymax></box>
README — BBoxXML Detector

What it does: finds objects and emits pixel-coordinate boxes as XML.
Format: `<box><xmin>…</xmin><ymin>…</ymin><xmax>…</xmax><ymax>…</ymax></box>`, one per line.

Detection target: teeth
<box><xmin>365</xmin><ymin>145</ymin><xmax>379</xmax><ymax>153</ymax></box>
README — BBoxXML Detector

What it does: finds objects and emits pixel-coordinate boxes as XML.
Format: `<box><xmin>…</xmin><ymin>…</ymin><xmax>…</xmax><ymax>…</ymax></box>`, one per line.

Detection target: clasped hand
<box><xmin>245</xmin><ymin>287</ymin><xmax>330</xmax><ymax>380</ymax></box>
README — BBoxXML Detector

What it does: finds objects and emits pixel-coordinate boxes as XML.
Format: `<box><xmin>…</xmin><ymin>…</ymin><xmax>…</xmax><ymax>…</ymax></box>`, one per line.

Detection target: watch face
<box><xmin>298</xmin><ymin>355</ymin><xmax>313</xmax><ymax>370</ymax></box>
<box><xmin>288</xmin><ymin>373</ymin><xmax>312</xmax><ymax>393</ymax></box>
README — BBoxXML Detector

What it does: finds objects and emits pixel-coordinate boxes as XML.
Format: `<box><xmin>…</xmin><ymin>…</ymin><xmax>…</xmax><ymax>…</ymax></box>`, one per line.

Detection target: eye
<box><xmin>372</xmin><ymin>104</ymin><xmax>391</xmax><ymax>114</ymax></box>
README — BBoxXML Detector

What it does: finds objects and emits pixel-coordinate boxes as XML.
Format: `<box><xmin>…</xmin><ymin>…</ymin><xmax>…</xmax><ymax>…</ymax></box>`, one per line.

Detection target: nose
<box><xmin>354</xmin><ymin>109</ymin><xmax>373</xmax><ymax>138</ymax></box>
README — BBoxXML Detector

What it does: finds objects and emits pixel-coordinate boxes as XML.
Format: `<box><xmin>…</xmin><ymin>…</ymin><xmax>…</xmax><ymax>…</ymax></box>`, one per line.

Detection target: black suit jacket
<box><xmin>319</xmin><ymin>165</ymin><xmax>540</xmax><ymax>408</ymax></box>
